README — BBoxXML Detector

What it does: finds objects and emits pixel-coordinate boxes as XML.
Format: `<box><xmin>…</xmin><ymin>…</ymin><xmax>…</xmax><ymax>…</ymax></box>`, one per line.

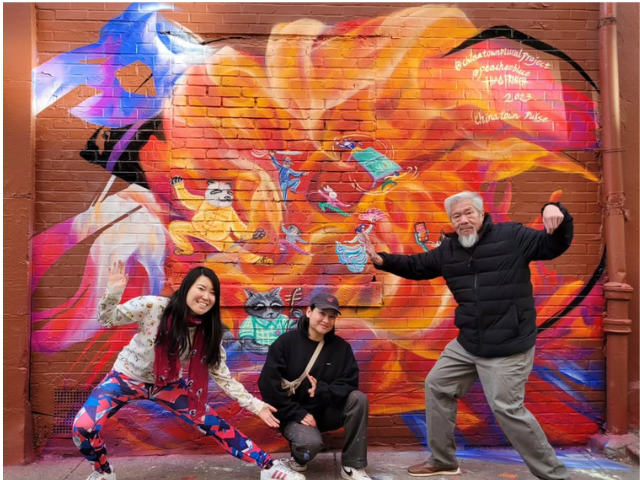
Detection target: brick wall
<box><xmin>29</xmin><ymin>2</ymin><xmax>605</xmax><ymax>457</ymax></box>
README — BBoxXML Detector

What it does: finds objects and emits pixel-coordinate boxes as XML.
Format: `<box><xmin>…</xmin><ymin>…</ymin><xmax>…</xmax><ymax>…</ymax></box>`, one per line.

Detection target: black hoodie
<box><xmin>258</xmin><ymin>320</ymin><xmax>359</xmax><ymax>425</ymax></box>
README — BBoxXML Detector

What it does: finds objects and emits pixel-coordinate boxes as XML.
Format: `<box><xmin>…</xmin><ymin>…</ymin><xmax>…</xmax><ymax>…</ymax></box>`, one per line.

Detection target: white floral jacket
<box><xmin>98</xmin><ymin>287</ymin><xmax>265</xmax><ymax>415</ymax></box>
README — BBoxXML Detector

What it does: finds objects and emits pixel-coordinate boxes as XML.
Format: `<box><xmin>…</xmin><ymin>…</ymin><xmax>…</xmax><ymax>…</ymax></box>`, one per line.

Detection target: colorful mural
<box><xmin>32</xmin><ymin>3</ymin><xmax>603</xmax><ymax>453</ymax></box>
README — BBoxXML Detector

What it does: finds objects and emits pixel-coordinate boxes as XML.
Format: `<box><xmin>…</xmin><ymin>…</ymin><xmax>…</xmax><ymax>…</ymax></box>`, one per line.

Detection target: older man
<box><xmin>362</xmin><ymin>191</ymin><xmax>572</xmax><ymax>480</ymax></box>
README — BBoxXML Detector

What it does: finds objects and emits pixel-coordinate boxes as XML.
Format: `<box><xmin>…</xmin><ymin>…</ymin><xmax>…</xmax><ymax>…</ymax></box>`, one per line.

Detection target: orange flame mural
<box><xmin>32</xmin><ymin>4</ymin><xmax>602</xmax><ymax>452</ymax></box>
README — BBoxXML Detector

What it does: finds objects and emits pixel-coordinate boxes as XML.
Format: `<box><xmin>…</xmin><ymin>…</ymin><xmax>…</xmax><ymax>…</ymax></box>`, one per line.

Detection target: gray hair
<box><xmin>444</xmin><ymin>191</ymin><xmax>484</xmax><ymax>218</ymax></box>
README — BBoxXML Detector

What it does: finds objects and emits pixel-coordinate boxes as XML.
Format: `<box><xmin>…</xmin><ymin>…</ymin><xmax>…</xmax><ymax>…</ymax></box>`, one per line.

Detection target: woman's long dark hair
<box><xmin>155</xmin><ymin>266</ymin><xmax>223</xmax><ymax>368</ymax></box>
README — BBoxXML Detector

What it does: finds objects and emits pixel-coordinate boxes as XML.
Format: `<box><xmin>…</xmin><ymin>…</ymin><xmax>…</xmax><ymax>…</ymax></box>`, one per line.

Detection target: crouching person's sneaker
<box><xmin>261</xmin><ymin>459</ymin><xmax>306</xmax><ymax>480</ymax></box>
<box><xmin>86</xmin><ymin>467</ymin><xmax>117</xmax><ymax>480</ymax></box>
<box><xmin>407</xmin><ymin>461</ymin><xmax>461</xmax><ymax>477</ymax></box>
<box><xmin>289</xmin><ymin>458</ymin><xmax>308</xmax><ymax>472</ymax></box>
<box><xmin>341</xmin><ymin>465</ymin><xmax>372</xmax><ymax>480</ymax></box>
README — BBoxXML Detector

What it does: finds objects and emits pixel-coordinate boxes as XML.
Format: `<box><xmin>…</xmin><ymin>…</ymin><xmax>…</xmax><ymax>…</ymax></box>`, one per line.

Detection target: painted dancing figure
<box><xmin>318</xmin><ymin>186</ymin><xmax>351</xmax><ymax>216</ymax></box>
<box><xmin>280</xmin><ymin>225</ymin><xmax>313</xmax><ymax>256</ymax></box>
<box><xmin>269</xmin><ymin>151</ymin><xmax>307</xmax><ymax>203</ymax></box>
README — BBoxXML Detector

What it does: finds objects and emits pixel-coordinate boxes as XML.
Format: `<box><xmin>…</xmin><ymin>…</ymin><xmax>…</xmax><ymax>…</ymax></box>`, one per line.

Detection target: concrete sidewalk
<box><xmin>4</xmin><ymin>448</ymin><xmax>637</xmax><ymax>480</ymax></box>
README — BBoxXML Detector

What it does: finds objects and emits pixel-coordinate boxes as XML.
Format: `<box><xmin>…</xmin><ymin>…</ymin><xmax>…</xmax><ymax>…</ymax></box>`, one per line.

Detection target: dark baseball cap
<box><xmin>310</xmin><ymin>293</ymin><xmax>341</xmax><ymax>314</ymax></box>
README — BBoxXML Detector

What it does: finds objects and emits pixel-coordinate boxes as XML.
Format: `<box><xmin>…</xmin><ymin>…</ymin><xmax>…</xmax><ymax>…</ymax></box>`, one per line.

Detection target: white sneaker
<box><xmin>261</xmin><ymin>459</ymin><xmax>306</xmax><ymax>480</ymax></box>
<box><xmin>86</xmin><ymin>467</ymin><xmax>117</xmax><ymax>480</ymax></box>
<box><xmin>341</xmin><ymin>466</ymin><xmax>372</xmax><ymax>480</ymax></box>
<box><xmin>289</xmin><ymin>457</ymin><xmax>308</xmax><ymax>472</ymax></box>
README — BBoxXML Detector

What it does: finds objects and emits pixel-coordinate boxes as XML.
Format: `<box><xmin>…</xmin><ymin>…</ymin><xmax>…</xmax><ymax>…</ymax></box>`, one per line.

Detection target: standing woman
<box><xmin>73</xmin><ymin>261</ymin><xmax>304</xmax><ymax>480</ymax></box>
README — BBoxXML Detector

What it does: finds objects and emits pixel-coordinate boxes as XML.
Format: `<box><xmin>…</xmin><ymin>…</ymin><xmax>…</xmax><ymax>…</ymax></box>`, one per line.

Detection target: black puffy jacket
<box><xmin>375</xmin><ymin>203</ymin><xmax>573</xmax><ymax>357</ymax></box>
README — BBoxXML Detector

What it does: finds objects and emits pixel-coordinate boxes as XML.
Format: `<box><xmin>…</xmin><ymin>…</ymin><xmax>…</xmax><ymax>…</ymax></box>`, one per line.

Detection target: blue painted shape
<box><xmin>457</xmin><ymin>448</ymin><xmax>633</xmax><ymax>471</ymax></box>
<box><xmin>33</xmin><ymin>3</ymin><xmax>212</xmax><ymax>128</ymax></box>
<box><xmin>401</xmin><ymin>411</ymin><xmax>631</xmax><ymax>471</ymax></box>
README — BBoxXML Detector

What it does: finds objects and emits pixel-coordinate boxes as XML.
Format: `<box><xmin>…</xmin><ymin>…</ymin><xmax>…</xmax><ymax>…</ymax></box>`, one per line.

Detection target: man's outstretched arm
<box><xmin>361</xmin><ymin>231</ymin><xmax>443</xmax><ymax>280</ymax></box>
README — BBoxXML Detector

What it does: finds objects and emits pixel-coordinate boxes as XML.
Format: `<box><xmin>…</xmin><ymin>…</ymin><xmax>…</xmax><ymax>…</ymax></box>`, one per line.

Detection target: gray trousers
<box><xmin>426</xmin><ymin>339</ymin><xmax>569</xmax><ymax>480</ymax></box>
<box><xmin>283</xmin><ymin>390</ymin><xmax>368</xmax><ymax>469</ymax></box>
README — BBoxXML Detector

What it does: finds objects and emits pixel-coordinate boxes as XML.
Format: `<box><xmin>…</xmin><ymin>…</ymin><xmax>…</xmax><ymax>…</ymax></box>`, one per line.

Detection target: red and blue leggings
<box><xmin>72</xmin><ymin>370</ymin><xmax>273</xmax><ymax>473</ymax></box>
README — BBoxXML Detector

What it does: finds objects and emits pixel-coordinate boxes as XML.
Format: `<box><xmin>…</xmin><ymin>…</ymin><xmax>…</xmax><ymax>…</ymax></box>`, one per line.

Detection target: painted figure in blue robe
<box><xmin>269</xmin><ymin>151</ymin><xmax>307</xmax><ymax>202</ymax></box>
<box><xmin>336</xmin><ymin>224</ymin><xmax>374</xmax><ymax>273</ymax></box>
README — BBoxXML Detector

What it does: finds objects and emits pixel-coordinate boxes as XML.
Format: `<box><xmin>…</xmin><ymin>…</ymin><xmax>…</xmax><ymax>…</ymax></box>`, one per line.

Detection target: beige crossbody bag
<box><xmin>280</xmin><ymin>340</ymin><xmax>325</xmax><ymax>396</ymax></box>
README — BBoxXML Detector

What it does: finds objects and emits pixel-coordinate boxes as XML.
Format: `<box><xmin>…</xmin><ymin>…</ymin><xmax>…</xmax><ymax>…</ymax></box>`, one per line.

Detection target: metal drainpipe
<box><xmin>598</xmin><ymin>2</ymin><xmax>633</xmax><ymax>435</ymax></box>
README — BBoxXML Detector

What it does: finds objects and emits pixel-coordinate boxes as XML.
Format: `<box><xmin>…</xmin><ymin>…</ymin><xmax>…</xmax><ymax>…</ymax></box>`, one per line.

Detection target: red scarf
<box><xmin>153</xmin><ymin>316</ymin><xmax>209</xmax><ymax>417</ymax></box>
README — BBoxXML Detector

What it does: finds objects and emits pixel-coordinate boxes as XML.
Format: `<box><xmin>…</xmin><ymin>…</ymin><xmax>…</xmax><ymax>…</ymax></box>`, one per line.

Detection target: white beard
<box><xmin>459</xmin><ymin>231</ymin><xmax>479</xmax><ymax>248</ymax></box>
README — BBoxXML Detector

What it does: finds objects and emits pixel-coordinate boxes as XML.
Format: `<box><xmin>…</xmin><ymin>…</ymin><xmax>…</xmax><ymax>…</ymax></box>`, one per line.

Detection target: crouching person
<box><xmin>258</xmin><ymin>293</ymin><xmax>371</xmax><ymax>480</ymax></box>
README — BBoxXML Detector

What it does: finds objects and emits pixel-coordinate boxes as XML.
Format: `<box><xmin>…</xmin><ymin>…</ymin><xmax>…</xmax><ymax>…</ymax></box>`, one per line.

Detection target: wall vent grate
<box><xmin>53</xmin><ymin>388</ymin><xmax>93</xmax><ymax>437</ymax></box>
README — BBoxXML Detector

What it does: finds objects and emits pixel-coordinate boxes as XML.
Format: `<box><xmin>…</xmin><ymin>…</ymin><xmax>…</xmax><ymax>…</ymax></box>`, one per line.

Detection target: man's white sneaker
<box><xmin>261</xmin><ymin>459</ymin><xmax>306</xmax><ymax>480</ymax></box>
<box><xmin>341</xmin><ymin>466</ymin><xmax>372</xmax><ymax>480</ymax></box>
<box><xmin>289</xmin><ymin>458</ymin><xmax>308</xmax><ymax>472</ymax></box>
<box><xmin>86</xmin><ymin>468</ymin><xmax>117</xmax><ymax>480</ymax></box>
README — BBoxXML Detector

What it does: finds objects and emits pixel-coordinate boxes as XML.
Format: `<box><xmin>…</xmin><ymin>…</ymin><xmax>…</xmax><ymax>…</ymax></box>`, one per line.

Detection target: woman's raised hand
<box><xmin>107</xmin><ymin>260</ymin><xmax>129</xmax><ymax>291</ymax></box>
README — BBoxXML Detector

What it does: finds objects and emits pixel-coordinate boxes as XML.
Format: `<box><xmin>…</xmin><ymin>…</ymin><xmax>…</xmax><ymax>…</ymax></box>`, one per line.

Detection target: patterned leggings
<box><xmin>72</xmin><ymin>370</ymin><xmax>273</xmax><ymax>472</ymax></box>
